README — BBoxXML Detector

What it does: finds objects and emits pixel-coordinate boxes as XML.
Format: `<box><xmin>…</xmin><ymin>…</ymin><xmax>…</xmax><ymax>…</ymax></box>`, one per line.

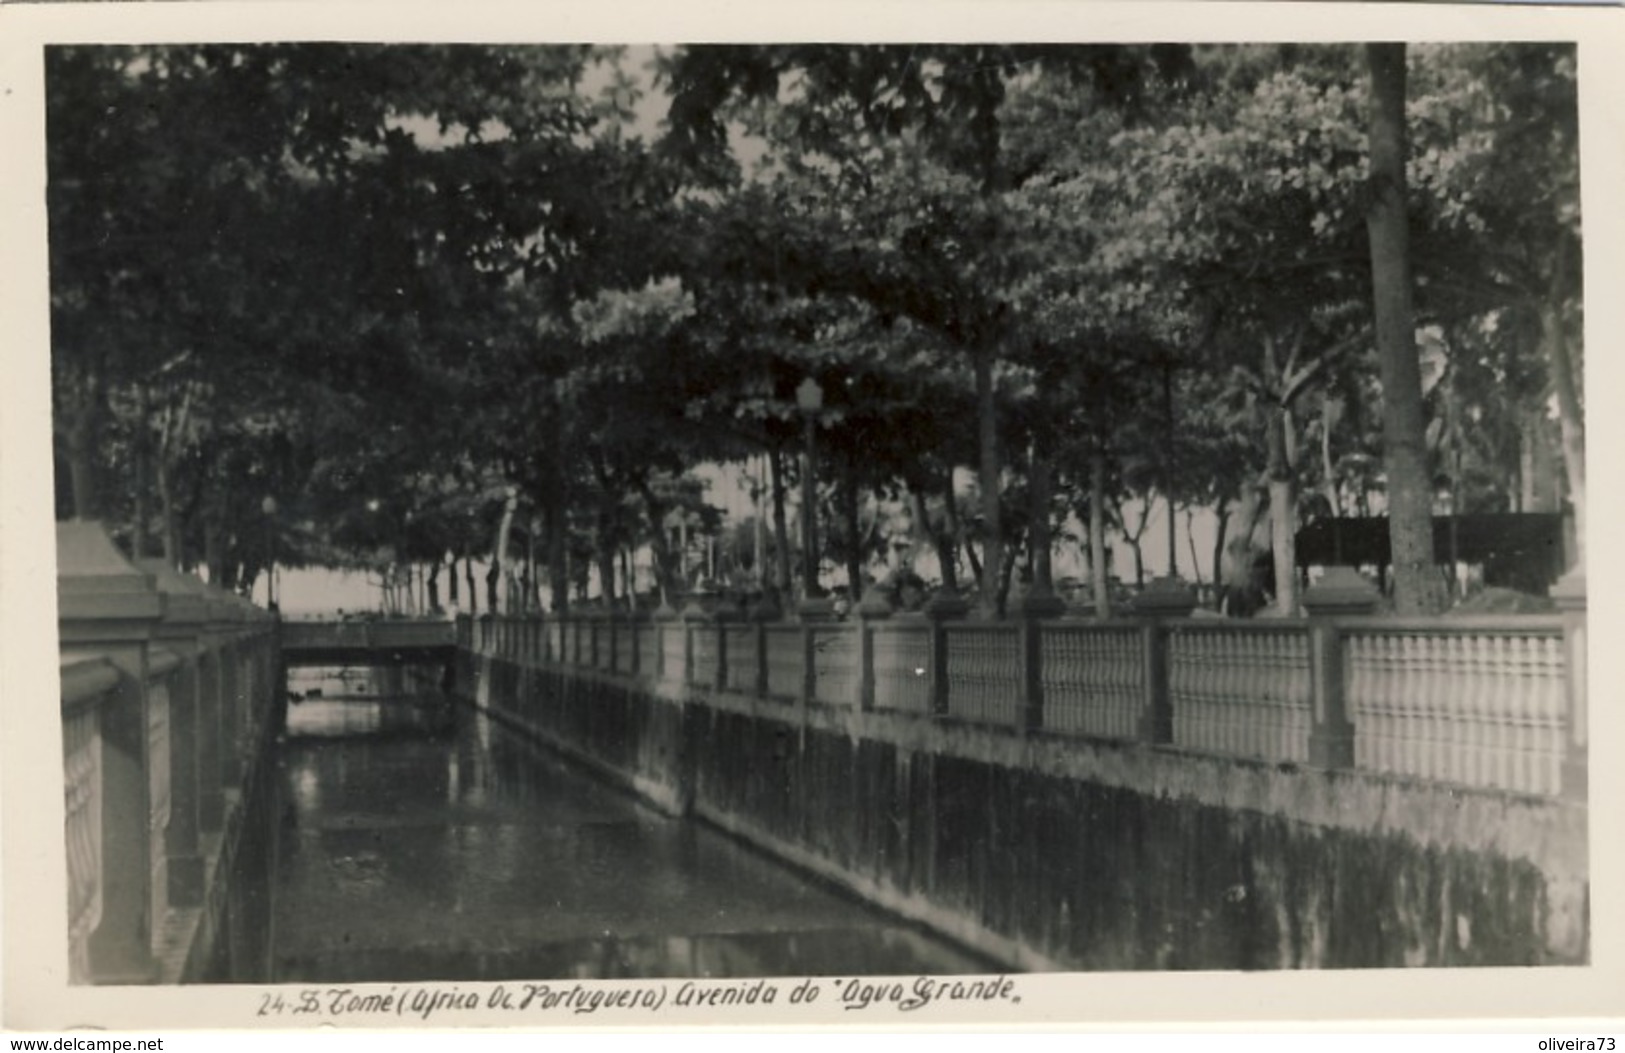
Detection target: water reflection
<box><xmin>272</xmin><ymin>674</ymin><xmax>992</xmax><ymax>983</ymax></box>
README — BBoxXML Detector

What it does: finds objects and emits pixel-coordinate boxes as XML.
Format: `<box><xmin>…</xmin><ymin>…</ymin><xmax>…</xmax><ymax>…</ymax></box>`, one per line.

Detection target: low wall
<box><xmin>458</xmin><ymin>646</ymin><xmax>1589</xmax><ymax>972</ymax></box>
<box><xmin>57</xmin><ymin>521</ymin><xmax>284</xmax><ymax>985</ymax></box>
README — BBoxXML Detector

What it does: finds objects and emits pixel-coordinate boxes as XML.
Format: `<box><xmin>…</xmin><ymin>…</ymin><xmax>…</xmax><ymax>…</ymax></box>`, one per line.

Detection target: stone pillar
<box><xmin>189</xmin><ymin>648</ymin><xmax>223</xmax><ymax>834</ymax></box>
<box><xmin>925</xmin><ymin>591</ymin><xmax>970</xmax><ymax>717</ymax></box>
<box><xmin>1552</xmin><ymin>566</ymin><xmax>1587</xmax><ymax>802</ymax></box>
<box><xmin>749</xmin><ymin>595</ymin><xmax>780</xmax><ymax>698</ymax></box>
<box><xmin>1017</xmin><ymin>584</ymin><xmax>1067</xmax><ymax>734</ymax></box>
<box><xmin>216</xmin><ymin>631</ymin><xmax>243</xmax><ymax>786</ymax></box>
<box><xmin>681</xmin><ymin>596</ymin><xmax>708</xmax><ymax>689</ymax></box>
<box><xmin>654</xmin><ymin>599</ymin><xmax>679</xmax><ymax>682</ymax></box>
<box><xmin>710</xmin><ymin>596</ymin><xmax>742</xmax><ymax>692</ymax></box>
<box><xmin>1302</xmin><ymin>567</ymin><xmax>1380</xmax><ymax>769</ymax></box>
<box><xmin>627</xmin><ymin>612</ymin><xmax>643</xmax><ymax>678</ymax></box>
<box><xmin>136</xmin><ymin>560</ymin><xmax>213</xmax><ymax>908</ymax></box>
<box><xmin>856</xmin><ymin>589</ymin><xmax>893</xmax><ymax>711</ymax></box>
<box><xmin>58</xmin><ymin>521</ymin><xmax>165</xmax><ymax>983</ymax></box>
<box><xmin>229</xmin><ymin>598</ymin><xmax>272</xmax><ymax>761</ymax></box>
<box><xmin>1132</xmin><ymin>576</ymin><xmax>1195</xmax><ymax>745</ymax></box>
<box><xmin>800</xmin><ymin>622</ymin><xmax>817</xmax><ymax>715</ymax></box>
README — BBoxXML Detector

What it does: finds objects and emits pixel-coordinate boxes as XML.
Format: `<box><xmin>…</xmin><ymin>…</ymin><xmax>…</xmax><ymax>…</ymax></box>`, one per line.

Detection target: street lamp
<box><xmin>260</xmin><ymin>495</ymin><xmax>279</xmax><ymax>611</ymax></box>
<box><xmin>796</xmin><ymin>377</ymin><xmax>824</xmax><ymax>604</ymax></box>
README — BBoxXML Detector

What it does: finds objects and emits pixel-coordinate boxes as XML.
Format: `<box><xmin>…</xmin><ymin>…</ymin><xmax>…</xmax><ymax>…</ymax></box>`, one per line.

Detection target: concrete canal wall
<box><xmin>458</xmin><ymin>644</ymin><xmax>1588</xmax><ymax>972</ymax></box>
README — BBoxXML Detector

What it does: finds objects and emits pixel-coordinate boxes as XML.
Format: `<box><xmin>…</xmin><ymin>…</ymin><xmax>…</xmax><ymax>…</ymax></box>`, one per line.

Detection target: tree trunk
<box><xmin>938</xmin><ymin>465</ymin><xmax>961</xmax><ymax>592</ymax></box>
<box><xmin>1162</xmin><ymin>360</ymin><xmax>1177</xmax><ymax>578</ymax></box>
<box><xmin>1265</xmin><ymin>402</ymin><xmax>1298</xmax><ymax>616</ymax></box>
<box><xmin>1366</xmin><ymin>42</ymin><xmax>1444</xmax><ymax>614</ymax></box>
<box><xmin>907</xmin><ymin>481</ymin><xmax>947</xmax><ymax>589</ymax></box>
<box><xmin>596</xmin><ymin>518</ymin><xmax>617</xmax><ymax>607</ymax></box>
<box><xmin>1543</xmin><ymin>256</ymin><xmax>1584</xmax><ymax>567</ymax></box>
<box><xmin>491</xmin><ymin>487</ymin><xmax>518</xmax><ymax>614</ymax></box>
<box><xmin>1322</xmin><ymin>401</ymin><xmax>1342</xmax><ymax>517</ymax></box>
<box><xmin>155</xmin><ymin>385</ymin><xmax>193</xmax><ymax>567</ymax></box>
<box><xmin>1028</xmin><ymin>442</ymin><xmax>1056</xmax><ymax>597</ymax></box>
<box><xmin>64</xmin><ymin>376</ymin><xmax>106</xmax><ymax>521</ymax></box>
<box><xmin>546</xmin><ymin>497</ymin><xmax>568</xmax><ymax>615</ymax></box>
<box><xmin>157</xmin><ymin>456</ymin><xmax>180</xmax><ymax>567</ymax></box>
<box><xmin>1119</xmin><ymin>497</ymin><xmax>1149</xmax><ymax>591</ymax></box>
<box><xmin>636</xmin><ymin>480</ymin><xmax>677</xmax><ymax>605</ymax></box>
<box><xmin>1210</xmin><ymin>500</ymin><xmax>1231</xmax><ymax>601</ymax></box>
<box><xmin>1519</xmin><ymin>409</ymin><xmax>1554</xmax><ymax>513</ymax></box>
<box><xmin>963</xmin><ymin>535</ymin><xmax>983</xmax><ymax>589</ymax></box>
<box><xmin>998</xmin><ymin>538</ymin><xmax>1021</xmax><ymax>611</ymax></box>
<box><xmin>974</xmin><ymin>347</ymin><xmax>1002</xmax><ymax>617</ymax></box>
<box><xmin>1090</xmin><ymin>450</ymin><xmax>1110</xmax><ymax>617</ymax></box>
<box><xmin>841</xmin><ymin>454</ymin><xmax>863</xmax><ymax>600</ymax></box>
<box><xmin>769</xmin><ymin>446</ymin><xmax>792</xmax><ymax>596</ymax></box>
<box><xmin>549</xmin><ymin>384</ymin><xmax>570</xmax><ymax>614</ymax></box>
<box><xmin>131</xmin><ymin>385</ymin><xmax>149</xmax><ymax>558</ymax></box>
<box><xmin>523</xmin><ymin>519</ymin><xmax>536</xmax><ymax>614</ymax></box>
<box><xmin>203</xmin><ymin>501</ymin><xmax>226</xmax><ymax>588</ymax></box>
<box><xmin>1322</xmin><ymin>402</ymin><xmax>1345</xmax><ymax>564</ymax></box>
<box><xmin>1165</xmin><ymin>493</ymin><xmax>1178</xmax><ymax>579</ymax></box>
<box><xmin>1185</xmin><ymin>508</ymin><xmax>1204</xmax><ymax>589</ymax></box>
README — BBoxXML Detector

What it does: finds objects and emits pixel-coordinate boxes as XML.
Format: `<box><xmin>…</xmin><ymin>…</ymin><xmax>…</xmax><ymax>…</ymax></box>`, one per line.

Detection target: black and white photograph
<box><xmin>2</xmin><ymin>0</ymin><xmax>1621</xmax><ymax>1033</ymax></box>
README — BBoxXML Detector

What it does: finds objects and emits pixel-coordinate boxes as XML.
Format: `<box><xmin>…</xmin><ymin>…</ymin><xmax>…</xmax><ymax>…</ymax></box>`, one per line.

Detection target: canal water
<box><xmin>269</xmin><ymin>668</ymin><xmax>993</xmax><ymax>984</ymax></box>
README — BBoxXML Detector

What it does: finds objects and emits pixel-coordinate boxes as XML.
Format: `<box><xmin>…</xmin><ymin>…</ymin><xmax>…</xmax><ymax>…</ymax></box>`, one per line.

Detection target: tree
<box><xmin>660</xmin><ymin>44</ymin><xmax>1193</xmax><ymax>617</ymax></box>
<box><xmin>1366</xmin><ymin>43</ymin><xmax>1446</xmax><ymax>614</ymax></box>
<box><xmin>46</xmin><ymin>43</ymin><xmax>626</xmax><ymax>587</ymax></box>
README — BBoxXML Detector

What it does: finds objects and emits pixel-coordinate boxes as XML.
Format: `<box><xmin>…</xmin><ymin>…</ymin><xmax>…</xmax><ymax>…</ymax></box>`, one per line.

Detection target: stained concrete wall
<box><xmin>459</xmin><ymin>652</ymin><xmax>1588</xmax><ymax>971</ymax></box>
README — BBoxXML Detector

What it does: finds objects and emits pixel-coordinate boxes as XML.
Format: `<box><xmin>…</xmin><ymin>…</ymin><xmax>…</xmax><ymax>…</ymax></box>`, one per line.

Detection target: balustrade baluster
<box><xmin>1504</xmin><ymin>634</ymin><xmax>1529</xmax><ymax>792</ymax></box>
<box><xmin>1469</xmin><ymin>633</ymin><xmax>1494</xmax><ymax>790</ymax></box>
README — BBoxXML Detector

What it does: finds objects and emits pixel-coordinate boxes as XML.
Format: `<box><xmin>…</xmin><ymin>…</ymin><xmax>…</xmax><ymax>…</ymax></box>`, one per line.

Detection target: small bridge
<box><xmin>279</xmin><ymin>618</ymin><xmax>458</xmax><ymax>668</ymax></box>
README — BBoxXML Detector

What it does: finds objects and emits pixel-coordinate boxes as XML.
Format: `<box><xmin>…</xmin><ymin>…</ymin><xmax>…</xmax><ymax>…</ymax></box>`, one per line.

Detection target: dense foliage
<box><xmin>46</xmin><ymin>42</ymin><xmax>1582</xmax><ymax>615</ymax></box>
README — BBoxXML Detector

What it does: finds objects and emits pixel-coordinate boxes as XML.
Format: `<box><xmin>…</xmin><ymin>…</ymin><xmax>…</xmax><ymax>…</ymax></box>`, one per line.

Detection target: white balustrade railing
<box><xmin>1041</xmin><ymin>623</ymin><xmax>1143</xmax><ymax>740</ymax></box>
<box><xmin>1169</xmin><ymin>625</ymin><xmax>1312</xmax><ymax>762</ymax></box>
<box><xmin>691</xmin><ymin>625</ymin><xmax>719</xmax><ymax>688</ymax></box>
<box><xmin>63</xmin><ymin>691</ymin><xmax>105</xmax><ymax>985</ymax></box>
<box><xmin>1345</xmin><ymin>623</ymin><xmax>1567</xmax><ymax>795</ymax></box>
<box><xmin>146</xmin><ymin>667</ymin><xmax>174</xmax><ymax>953</ymax></box>
<box><xmin>614</xmin><ymin>624</ymin><xmax>637</xmax><ymax>675</ymax></box>
<box><xmin>724</xmin><ymin>626</ymin><xmax>758</xmax><ymax>693</ymax></box>
<box><xmin>763</xmin><ymin>627</ymin><xmax>804</xmax><ymax>702</ymax></box>
<box><xmin>572</xmin><ymin>621</ymin><xmax>589</xmax><ymax>667</ymax></box>
<box><xmin>469</xmin><ymin>608</ymin><xmax>1583</xmax><ymax>798</ymax></box>
<box><xmin>660</xmin><ymin>624</ymin><xmax>687</xmax><ymax>686</ymax></box>
<box><xmin>943</xmin><ymin>624</ymin><xmax>1021</xmax><ymax>726</ymax></box>
<box><xmin>635</xmin><ymin>623</ymin><xmax>660</xmax><ymax>678</ymax></box>
<box><xmin>811</xmin><ymin>626</ymin><xmax>859</xmax><ymax>707</ymax></box>
<box><xmin>59</xmin><ymin>622</ymin><xmax>279</xmax><ymax>985</ymax></box>
<box><xmin>871</xmin><ymin>624</ymin><xmax>932</xmax><ymax>714</ymax></box>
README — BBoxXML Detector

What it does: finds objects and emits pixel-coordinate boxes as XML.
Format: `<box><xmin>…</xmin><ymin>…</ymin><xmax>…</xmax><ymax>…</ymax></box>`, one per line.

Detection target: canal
<box><xmin>269</xmin><ymin>667</ymin><xmax>994</xmax><ymax>984</ymax></box>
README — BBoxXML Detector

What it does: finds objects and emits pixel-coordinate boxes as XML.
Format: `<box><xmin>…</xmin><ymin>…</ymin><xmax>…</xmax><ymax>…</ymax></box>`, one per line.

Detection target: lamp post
<box><xmin>796</xmin><ymin>377</ymin><xmax>824</xmax><ymax>605</ymax></box>
<box><xmin>260</xmin><ymin>495</ymin><xmax>278</xmax><ymax>611</ymax></box>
